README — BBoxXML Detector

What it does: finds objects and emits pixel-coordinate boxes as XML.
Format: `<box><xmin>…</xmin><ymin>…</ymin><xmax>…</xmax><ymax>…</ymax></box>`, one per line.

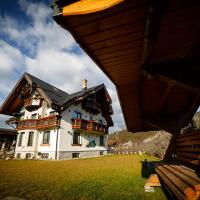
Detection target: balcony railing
<box><xmin>17</xmin><ymin>115</ymin><xmax>61</xmax><ymax>130</ymax></box>
<box><xmin>24</xmin><ymin>97</ymin><xmax>42</xmax><ymax>111</ymax></box>
<box><xmin>71</xmin><ymin>118</ymin><xmax>108</xmax><ymax>134</ymax></box>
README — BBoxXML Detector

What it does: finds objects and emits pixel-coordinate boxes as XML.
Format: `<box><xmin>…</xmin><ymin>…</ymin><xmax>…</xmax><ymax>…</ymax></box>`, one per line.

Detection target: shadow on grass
<box><xmin>140</xmin><ymin>159</ymin><xmax>176</xmax><ymax>200</ymax></box>
<box><xmin>140</xmin><ymin>159</ymin><xmax>159</xmax><ymax>178</ymax></box>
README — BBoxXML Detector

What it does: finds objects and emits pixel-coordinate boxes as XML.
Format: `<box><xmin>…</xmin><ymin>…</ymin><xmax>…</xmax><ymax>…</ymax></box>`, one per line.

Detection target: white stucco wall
<box><xmin>15</xmin><ymin>96</ymin><xmax>58</xmax><ymax>159</ymax></box>
<box><xmin>15</xmin><ymin>129</ymin><xmax>38</xmax><ymax>158</ymax></box>
<box><xmin>58</xmin><ymin>103</ymin><xmax>107</xmax><ymax>153</ymax></box>
<box><xmin>37</xmin><ymin>129</ymin><xmax>58</xmax><ymax>159</ymax></box>
<box><xmin>15</xmin><ymin>97</ymin><xmax>109</xmax><ymax>159</ymax></box>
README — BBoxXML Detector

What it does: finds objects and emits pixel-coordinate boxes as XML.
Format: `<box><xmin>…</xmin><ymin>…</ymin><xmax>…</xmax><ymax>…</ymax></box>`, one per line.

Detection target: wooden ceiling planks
<box><xmin>72</xmin><ymin>6</ymin><xmax>146</xmax><ymax>37</ymax></box>
<box><xmin>151</xmin><ymin>1</ymin><xmax>200</xmax><ymax>63</ymax></box>
<box><xmin>63</xmin><ymin>0</ymin><xmax>146</xmax><ymax>27</ymax></box>
<box><xmin>53</xmin><ymin>0</ymin><xmax>200</xmax><ymax>133</ymax></box>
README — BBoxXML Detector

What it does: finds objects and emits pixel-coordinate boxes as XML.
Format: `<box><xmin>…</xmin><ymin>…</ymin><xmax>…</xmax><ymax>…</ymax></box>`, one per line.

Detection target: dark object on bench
<box><xmin>155</xmin><ymin>132</ymin><xmax>200</xmax><ymax>200</ymax></box>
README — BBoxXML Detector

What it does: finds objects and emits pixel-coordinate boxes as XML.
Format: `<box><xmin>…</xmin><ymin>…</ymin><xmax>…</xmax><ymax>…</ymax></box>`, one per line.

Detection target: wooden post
<box><xmin>163</xmin><ymin>131</ymin><xmax>179</xmax><ymax>161</ymax></box>
<box><xmin>164</xmin><ymin>94</ymin><xmax>200</xmax><ymax>161</ymax></box>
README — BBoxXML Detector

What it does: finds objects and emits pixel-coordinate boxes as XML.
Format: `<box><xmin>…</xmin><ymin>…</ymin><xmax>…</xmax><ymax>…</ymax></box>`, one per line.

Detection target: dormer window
<box><xmin>49</xmin><ymin>111</ymin><xmax>57</xmax><ymax>116</ymax></box>
<box><xmin>73</xmin><ymin>111</ymin><xmax>82</xmax><ymax>119</ymax></box>
<box><xmin>31</xmin><ymin>113</ymin><xmax>37</xmax><ymax>119</ymax></box>
<box><xmin>19</xmin><ymin>112</ymin><xmax>25</xmax><ymax>120</ymax></box>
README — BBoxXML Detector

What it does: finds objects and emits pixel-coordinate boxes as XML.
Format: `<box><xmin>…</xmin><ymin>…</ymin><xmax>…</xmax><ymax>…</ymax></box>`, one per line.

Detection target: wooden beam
<box><xmin>62</xmin><ymin>0</ymin><xmax>124</xmax><ymax>16</ymax></box>
<box><xmin>161</xmin><ymin>84</ymin><xmax>173</xmax><ymax>108</ymax></box>
<box><xmin>143</xmin><ymin>56</ymin><xmax>200</xmax><ymax>93</ymax></box>
<box><xmin>140</xmin><ymin>0</ymin><xmax>168</xmax><ymax>131</ymax></box>
<box><xmin>141</xmin><ymin>0</ymin><xmax>168</xmax><ymax>65</ymax></box>
<box><xmin>143</xmin><ymin>115</ymin><xmax>180</xmax><ymax>133</ymax></box>
<box><xmin>144</xmin><ymin>70</ymin><xmax>200</xmax><ymax>94</ymax></box>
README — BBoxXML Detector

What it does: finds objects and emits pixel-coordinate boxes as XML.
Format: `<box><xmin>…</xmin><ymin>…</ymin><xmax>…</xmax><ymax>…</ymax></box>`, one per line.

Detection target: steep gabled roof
<box><xmin>26</xmin><ymin>73</ymin><xmax>69</xmax><ymax>106</ymax></box>
<box><xmin>0</xmin><ymin>73</ymin><xmax>113</xmax><ymax>121</ymax></box>
<box><xmin>61</xmin><ymin>84</ymin><xmax>112</xmax><ymax>108</ymax></box>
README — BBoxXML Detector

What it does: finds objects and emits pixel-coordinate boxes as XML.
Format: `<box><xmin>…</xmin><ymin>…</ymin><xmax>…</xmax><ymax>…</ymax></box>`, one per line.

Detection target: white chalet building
<box><xmin>0</xmin><ymin>73</ymin><xmax>113</xmax><ymax>159</ymax></box>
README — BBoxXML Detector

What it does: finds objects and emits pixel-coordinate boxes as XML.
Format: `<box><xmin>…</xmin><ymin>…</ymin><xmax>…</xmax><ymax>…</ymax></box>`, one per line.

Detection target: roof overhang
<box><xmin>52</xmin><ymin>0</ymin><xmax>200</xmax><ymax>133</ymax></box>
<box><xmin>0</xmin><ymin>73</ymin><xmax>52</xmax><ymax>116</ymax></box>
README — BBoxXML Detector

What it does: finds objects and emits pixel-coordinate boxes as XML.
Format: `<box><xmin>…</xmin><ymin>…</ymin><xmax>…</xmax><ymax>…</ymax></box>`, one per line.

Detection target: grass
<box><xmin>0</xmin><ymin>155</ymin><xmax>167</xmax><ymax>200</ymax></box>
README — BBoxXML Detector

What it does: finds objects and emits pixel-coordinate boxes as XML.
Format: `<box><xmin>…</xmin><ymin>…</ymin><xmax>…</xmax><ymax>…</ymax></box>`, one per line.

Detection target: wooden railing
<box><xmin>17</xmin><ymin>115</ymin><xmax>61</xmax><ymax>130</ymax></box>
<box><xmin>71</xmin><ymin>118</ymin><xmax>108</xmax><ymax>134</ymax></box>
<box><xmin>24</xmin><ymin>97</ymin><xmax>42</xmax><ymax>111</ymax></box>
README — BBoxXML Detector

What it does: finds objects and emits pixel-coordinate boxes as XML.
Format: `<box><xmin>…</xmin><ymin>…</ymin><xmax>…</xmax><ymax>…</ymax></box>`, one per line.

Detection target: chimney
<box><xmin>82</xmin><ymin>79</ymin><xmax>88</xmax><ymax>90</ymax></box>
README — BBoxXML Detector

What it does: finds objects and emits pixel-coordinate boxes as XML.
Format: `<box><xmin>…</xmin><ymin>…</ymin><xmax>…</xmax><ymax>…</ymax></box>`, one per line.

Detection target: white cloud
<box><xmin>0</xmin><ymin>114</ymin><xmax>13</xmax><ymax>129</ymax></box>
<box><xmin>0</xmin><ymin>0</ymin><xmax>125</xmax><ymax>133</ymax></box>
<box><xmin>0</xmin><ymin>41</ymin><xmax>24</xmax><ymax>77</ymax></box>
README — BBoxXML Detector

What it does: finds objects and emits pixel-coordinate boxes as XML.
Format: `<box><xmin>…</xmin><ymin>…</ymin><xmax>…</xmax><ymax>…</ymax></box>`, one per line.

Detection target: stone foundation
<box><xmin>59</xmin><ymin>150</ymin><xmax>107</xmax><ymax>159</ymax></box>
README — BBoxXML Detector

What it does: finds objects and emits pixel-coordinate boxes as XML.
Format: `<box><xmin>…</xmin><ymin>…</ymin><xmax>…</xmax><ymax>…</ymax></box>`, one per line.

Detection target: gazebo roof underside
<box><xmin>52</xmin><ymin>0</ymin><xmax>200</xmax><ymax>133</ymax></box>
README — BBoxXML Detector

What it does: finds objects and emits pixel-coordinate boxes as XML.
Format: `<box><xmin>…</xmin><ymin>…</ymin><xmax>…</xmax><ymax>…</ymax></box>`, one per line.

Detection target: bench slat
<box><xmin>156</xmin><ymin>167</ymin><xmax>187</xmax><ymax>200</ymax></box>
<box><xmin>176</xmin><ymin>140</ymin><xmax>200</xmax><ymax>146</ymax></box>
<box><xmin>178</xmin><ymin>131</ymin><xmax>200</xmax><ymax>139</ymax></box>
<box><xmin>169</xmin><ymin>165</ymin><xmax>200</xmax><ymax>188</ymax></box>
<box><xmin>177</xmin><ymin>152</ymin><xmax>200</xmax><ymax>160</ymax></box>
<box><xmin>177</xmin><ymin>134</ymin><xmax>200</xmax><ymax>142</ymax></box>
<box><xmin>163</xmin><ymin>165</ymin><xmax>200</xmax><ymax>191</ymax></box>
<box><xmin>156</xmin><ymin>165</ymin><xmax>198</xmax><ymax>200</ymax></box>
<box><xmin>177</xmin><ymin>147</ymin><xmax>200</xmax><ymax>153</ymax></box>
<box><xmin>177</xmin><ymin>155</ymin><xmax>200</xmax><ymax>166</ymax></box>
<box><xmin>155</xmin><ymin>132</ymin><xmax>200</xmax><ymax>200</ymax></box>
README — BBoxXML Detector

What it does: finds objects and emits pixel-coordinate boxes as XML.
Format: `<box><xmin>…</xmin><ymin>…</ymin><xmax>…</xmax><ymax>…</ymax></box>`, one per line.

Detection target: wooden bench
<box><xmin>155</xmin><ymin>131</ymin><xmax>200</xmax><ymax>200</ymax></box>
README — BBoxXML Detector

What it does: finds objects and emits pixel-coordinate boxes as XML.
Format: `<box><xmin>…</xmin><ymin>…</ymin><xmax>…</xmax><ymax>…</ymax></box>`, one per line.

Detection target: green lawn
<box><xmin>0</xmin><ymin>155</ymin><xmax>166</xmax><ymax>200</ymax></box>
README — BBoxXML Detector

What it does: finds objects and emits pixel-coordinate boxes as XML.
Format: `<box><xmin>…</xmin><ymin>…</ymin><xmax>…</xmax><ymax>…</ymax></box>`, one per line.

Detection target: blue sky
<box><xmin>0</xmin><ymin>0</ymin><xmax>125</xmax><ymax>132</ymax></box>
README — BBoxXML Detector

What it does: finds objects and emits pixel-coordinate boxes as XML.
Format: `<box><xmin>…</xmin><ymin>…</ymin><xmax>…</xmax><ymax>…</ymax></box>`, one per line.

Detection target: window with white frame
<box><xmin>27</xmin><ymin>132</ymin><xmax>34</xmax><ymax>146</ymax></box>
<box><xmin>41</xmin><ymin>153</ymin><xmax>49</xmax><ymax>159</ymax></box>
<box><xmin>49</xmin><ymin>111</ymin><xmax>57</xmax><ymax>116</ymax></box>
<box><xmin>72</xmin><ymin>132</ymin><xmax>81</xmax><ymax>145</ymax></box>
<box><xmin>18</xmin><ymin>132</ymin><xmax>25</xmax><ymax>146</ymax></box>
<box><xmin>42</xmin><ymin>131</ymin><xmax>50</xmax><ymax>144</ymax></box>
<box><xmin>31</xmin><ymin>113</ymin><xmax>37</xmax><ymax>119</ymax></box>
<box><xmin>73</xmin><ymin>111</ymin><xmax>82</xmax><ymax>119</ymax></box>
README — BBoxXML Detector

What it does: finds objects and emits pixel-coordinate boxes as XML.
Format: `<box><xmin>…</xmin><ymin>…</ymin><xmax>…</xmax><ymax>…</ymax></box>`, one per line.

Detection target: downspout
<box><xmin>55</xmin><ymin>112</ymin><xmax>61</xmax><ymax>160</ymax></box>
<box><xmin>55</xmin><ymin>128</ymin><xmax>59</xmax><ymax>160</ymax></box>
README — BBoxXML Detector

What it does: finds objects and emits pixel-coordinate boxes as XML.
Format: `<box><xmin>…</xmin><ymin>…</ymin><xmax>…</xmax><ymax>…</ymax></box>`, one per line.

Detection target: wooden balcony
<box><xmin>71</xmin><ymin>118</ymin><xmax>108</xmax><ymax>134</ymax></box>
<box><xmin>17</xmin><ymin>115</ymin><xmax>61</xmax><ymax>130</ymax></box>
<box><xmin>82</xmin><ymin>100</ymin><xmax>102</xmax><ymax>114</ymax></box>
<box><xmin>24</xmin><ymin>97</ymin><xmax>42</xmax><ymax>111</ymax></box>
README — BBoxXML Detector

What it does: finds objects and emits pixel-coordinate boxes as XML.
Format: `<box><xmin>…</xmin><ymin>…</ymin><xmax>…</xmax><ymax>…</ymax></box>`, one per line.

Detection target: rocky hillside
<box><xmin>108</xmin><ymin>130</ymin><xmax>171</xmax><ymax>159</ymax></box>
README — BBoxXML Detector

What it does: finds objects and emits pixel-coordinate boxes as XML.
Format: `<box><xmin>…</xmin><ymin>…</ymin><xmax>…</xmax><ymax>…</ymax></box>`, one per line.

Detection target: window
<box><xmin>49</xmin><ymin>111</ymin><xmax>57</xmax><ymax>116</ymax></box>
<box><xmin>72</xmin><ymin>153</ymin><xmax>79</xmax><ymax>158</ymax></box>
<box><xmin>26</xmin><ymin>153</ymin><xmax>31</xmax><ymax>159</ymax></box>
<box><xmin>73</xmin><ymin>132</ymin><xmax>81</xmax><ymax>145</ymax></box>
<box><xmin>31</xmin><ymin>113</ymin><xmax>37</xmax><ymax>119</ymax></box>
<box><xmin>27</xmin><ymin>132</ymin><xmax>34</xmax><ymax>146</ymax></box>
<box><xmin>73</xmin><ymin>111</ymin><xmax>82</xmax><ymax>119</ymax></box>
<box><xmin>100</xmin><ymin>136</ymin><xmax>104</xmax><ymax>146</ymax></box>
<box><xmin>42</xmin><ymin>131</ymin><xmax>50</xmax><ymax>144</ymax></box>
<box><xmin>19</xmin><ymin>112</ymin><xmax>25</xmax><ymax>120</ymax></box>
<box><xmin>41</xmin><ymin>153</ymin><xmax>49</xmax><ymax>159</ymax></box>
<box><xmin>16</xmin><ymin>153</ymin><xmax>21</xmax><ymax>158</ymax></box>
<box><xmin>18</xmin><ymin>132</ymin><xmax>25</xmax><ymax>146</ymax></box>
